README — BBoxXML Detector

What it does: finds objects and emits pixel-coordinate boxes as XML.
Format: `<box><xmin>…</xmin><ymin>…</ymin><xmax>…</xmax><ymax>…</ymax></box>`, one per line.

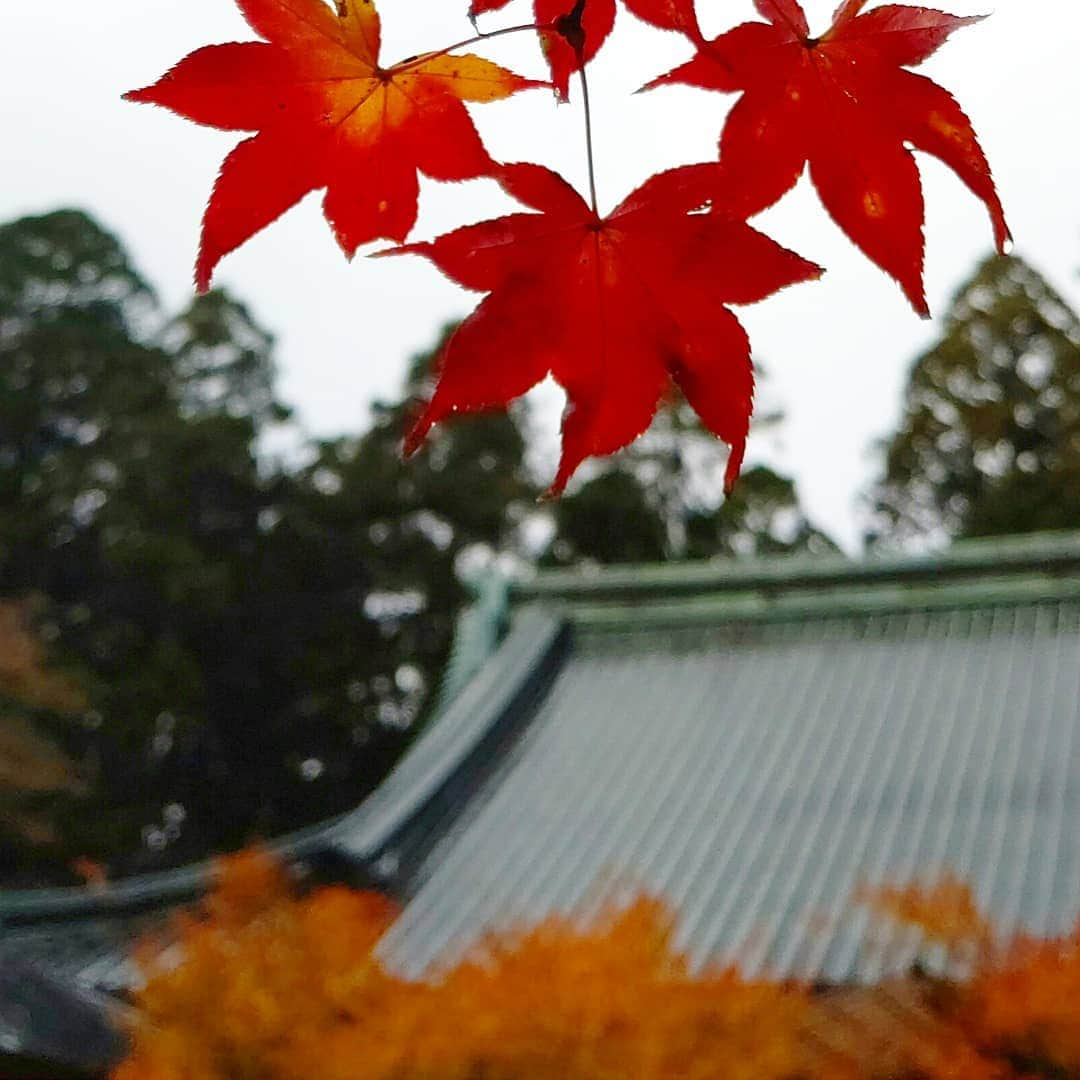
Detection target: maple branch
<box><xmin>391</xmin><ymin>23</ymin><xmax>558</xmax><ymax>75</ymax></box>
<box><xmin>578</xmin><ymin>65</ymin><xmax>599</xmax><ymax>215</ymax></box>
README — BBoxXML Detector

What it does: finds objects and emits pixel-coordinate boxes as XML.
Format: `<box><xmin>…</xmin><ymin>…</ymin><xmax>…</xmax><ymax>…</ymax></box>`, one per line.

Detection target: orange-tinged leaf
<box><xmin>126</xmin><ymin>0</ymin><xmax>543</xmax><ymax>289</ymax></box>
<box><xmin>386</xmin><ymin>163</ymin><xmax>821</xmax><ymax>495</ymax></box>
<box><xmin>647</xmin><ymin>0</ymin><xmax>1008</xmax><ymax>314</ymax></box>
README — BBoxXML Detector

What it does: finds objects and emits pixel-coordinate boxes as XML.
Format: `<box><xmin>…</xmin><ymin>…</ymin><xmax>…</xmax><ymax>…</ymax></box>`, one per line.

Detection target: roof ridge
<box><xmin>513</xmin><ymin>530</ymin><xmax>1080</xmax><ymax>603</ymax></box>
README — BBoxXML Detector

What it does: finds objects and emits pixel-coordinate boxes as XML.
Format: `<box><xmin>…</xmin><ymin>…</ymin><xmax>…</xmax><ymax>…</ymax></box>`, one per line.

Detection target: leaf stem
<box><xmin>391</xmin><ymin>22</ymin><xmax>557</xmax><ymax>75</ymax></box>
<box><xmin>578</xmin><ymin>64</ymin><xmax>599</xmax><ymax>215</ymax></box>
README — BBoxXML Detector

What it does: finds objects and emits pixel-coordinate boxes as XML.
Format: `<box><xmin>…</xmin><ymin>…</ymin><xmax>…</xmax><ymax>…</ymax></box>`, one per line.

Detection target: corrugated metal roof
<box><xmin>4</xmin><ymin>530</ymin><xmax>1080</xmax><ymax>1030</ymax></box>
<box><xmin>380</xmin><ymin>597</ymin><xmax>1080</xmax><ymax>983</ymax></box>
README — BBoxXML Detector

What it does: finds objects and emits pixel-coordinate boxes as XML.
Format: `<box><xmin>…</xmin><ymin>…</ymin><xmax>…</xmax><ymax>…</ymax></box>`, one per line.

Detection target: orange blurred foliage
<box><xmin>859</xmin><ymin>874</ymin><xmax>996</xmax><ymax>964</ymax></box>
<box><xmin>0</xmin><ymin>597</ymin><xmax>88</xmax><ymax>843</ymax></box>
<box><xmin>112</xmin><ymin>853</ymin><xmax>1080</xmax><ymax>1080</ymax></box>
<box><xmin>71</xmin><ymin>855</ymin><xmax>110</xmax><ymax>890</ymax></box>
<box><xmin>967</xmin><ymin>925</ymin><xmax>1080</xmax><ymax>1072</ymax></box>
<box><xmin>0</xmin><ymin>597</ymin><xmax>86</xmax><ymax>716</ymax></box>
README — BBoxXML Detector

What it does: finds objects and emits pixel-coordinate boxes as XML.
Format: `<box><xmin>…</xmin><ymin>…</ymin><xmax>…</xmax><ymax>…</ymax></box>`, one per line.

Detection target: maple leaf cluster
<box><xmin>128</xmin><ymin>0</ymin><xmax>1007</xmax><ymax>494</ymax></box>
<box><xmin>112</xmin><ymin>850</ymin><xmax>1080</xmax><ymax>1080</ymax></box>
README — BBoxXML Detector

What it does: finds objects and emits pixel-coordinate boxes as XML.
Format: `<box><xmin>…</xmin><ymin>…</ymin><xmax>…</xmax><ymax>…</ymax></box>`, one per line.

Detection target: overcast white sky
<box><xmin>3</xmin><ymin>0</ymin><xmax>1079</xmax><ymax>548</ymax></box>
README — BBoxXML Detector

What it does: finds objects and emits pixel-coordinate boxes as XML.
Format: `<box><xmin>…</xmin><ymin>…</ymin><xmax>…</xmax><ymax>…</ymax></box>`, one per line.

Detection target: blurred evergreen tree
<box><xmin>0</xmin><ymin>211</ymin><xmax>396</xmax><ymax>881</ymax></box>
<box><xmin>547</xmin><ymin>469</ymin><xmax>668</xmax><ymax>565</ymax></box>
<box><xmin>544</xmin><ymin>396</ymin><xmax>834</xmax><ymax>565</ymax></box>
<box><xmin>868</xmin><ymin>254</ymin><xmax>1080</xmax><ymax>544</ymax></box>
<box><xmin>683</xmin><ymin>465</ymin><xmax>837</xmax><ymax>560</ymax></box>
<box><xmin>296</xmin><ymin>330</ymin><xmax>540</xmax><ymax>731</ymax></box>
<box><xmin>0</xmin><ymin>210</ymin><xmax>835</xmax><ymax>886</ymax></box>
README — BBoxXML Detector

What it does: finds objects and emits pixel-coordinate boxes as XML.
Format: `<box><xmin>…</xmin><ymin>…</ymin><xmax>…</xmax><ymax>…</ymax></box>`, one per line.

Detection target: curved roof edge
<box><xmin>0</xmin><ymin>609</ymin><xmax>569</xmax><ymax>925</ymax></box>
<box><xmin>6</xmin><ymin>529</ymin><xmax>1078</xmax><ymax>924</ymax></box>
<box><xmin>329</xmin><ymin>608</ymin><xmax>568</xmax><ymax>866</ymax></box>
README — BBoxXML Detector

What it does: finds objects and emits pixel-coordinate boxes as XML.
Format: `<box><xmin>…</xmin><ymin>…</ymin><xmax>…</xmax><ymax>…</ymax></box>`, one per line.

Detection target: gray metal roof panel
<box><xmin>381</xmin><ymin>600</ymin><xmax>1080</xmax><ymax>983</ymax></box>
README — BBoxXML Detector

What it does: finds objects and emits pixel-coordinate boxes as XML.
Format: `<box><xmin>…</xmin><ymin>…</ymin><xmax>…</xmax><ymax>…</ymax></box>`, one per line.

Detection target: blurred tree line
<box><xmin>2</xmin><ymin>208</ymin><xmax>1076</xmax><ymax>887</ymax></box>
<box><xmin>0</xmin><ymin>210</ymin><xmax>830</xmax><ymax>885</ymax></box>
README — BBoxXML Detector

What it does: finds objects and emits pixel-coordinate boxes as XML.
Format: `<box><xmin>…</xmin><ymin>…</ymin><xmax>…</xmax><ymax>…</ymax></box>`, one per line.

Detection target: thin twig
<box><xmin>578</xmin><ymin>64</ymin><xmax>599</xmax><ymax>214</ymax></box>
<box><xmin>391</xmin><ymin>22</ymin><xmax>556</xmax><ymax>75</ymax></box>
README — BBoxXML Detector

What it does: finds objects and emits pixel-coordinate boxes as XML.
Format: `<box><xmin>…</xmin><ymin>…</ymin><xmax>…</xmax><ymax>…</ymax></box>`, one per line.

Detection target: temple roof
<box><xmin>4</xmin><ymin>530</ymin><xmax>1080</xmax><ymax>1071</ymax></box>
<box><xmin>373</xmin><ymin>531</ymin><xmax>1080</xmax><ymax>981</ymax></box>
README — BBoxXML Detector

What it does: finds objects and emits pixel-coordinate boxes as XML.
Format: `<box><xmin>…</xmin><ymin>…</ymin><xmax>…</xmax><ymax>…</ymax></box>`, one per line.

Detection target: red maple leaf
<box><xmin>385</xmin><ymin>164</ymin><xmax>822</xmax><ymax>495</ymax></box>
<box><xmin>125</xmin><ymin>0</ymin><xmax>542</xmax><ymax>290</ymax></box>
<box><xmin>622</xmin><ymin>0</ymin><xmax>703</xmax><ymax>42</ymax></box>
<box><xmin>468</xmin><ymin>0</ymin><xmax>616</xmax><ymax>100</ymax></box>
<box><xmin>647</xmin><ymin>0</ymin><xmax>1010</xmax><ymax>315</ymax></box>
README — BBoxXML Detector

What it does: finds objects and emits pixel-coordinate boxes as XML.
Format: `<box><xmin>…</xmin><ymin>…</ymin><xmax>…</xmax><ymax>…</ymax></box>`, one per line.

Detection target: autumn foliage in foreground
<box><xmin>115</xmin><ymin>850</ymin><xmax>1080</xmax><ymax>1080</ymax></box>
<box><xmin>126</xmin><ymin>0</ymin><xmax>1009</xmax><ymax>495</ymax></box>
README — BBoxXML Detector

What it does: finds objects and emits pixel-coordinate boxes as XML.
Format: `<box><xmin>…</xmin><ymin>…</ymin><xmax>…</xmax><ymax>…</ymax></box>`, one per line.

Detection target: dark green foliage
<box><xmin>684</xmin><ymin>466</ymin><xmax>837</xmax><ymax>560</ymax></box>
<box><xmin>0</xmin><ymin>211</ymin><xmax>398</xmax><ymax>882</ymax></box>
<box><xmin>547</xmin><ymin>469</ymin><xmax>668</xmax><ymax>565</ymax></box>
<box><xmin>545</xmin><ymin>400</ymin><xmax>833</xmax><ymax>565</ymax></box>
<box><xmin>869</xmin><ymin>254</ymin><xmax>1080</xmax><ymax>544</ymax></box>
<box><xmin>162</xmin><ymin>290</ymin><xmax>290</xmax><ymax>427</ymax></box>
<box><xmin>296</xmin><ymin>332</ymin><xmax>539</xmax><ymax>728</ymax></box>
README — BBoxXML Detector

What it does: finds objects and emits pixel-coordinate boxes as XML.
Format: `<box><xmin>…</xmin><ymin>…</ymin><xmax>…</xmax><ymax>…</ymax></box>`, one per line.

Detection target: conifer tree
<box><xmin>870</xmin><ymin>255</ymin><xmax>1080</xmax><ymax>544</ymax></box>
